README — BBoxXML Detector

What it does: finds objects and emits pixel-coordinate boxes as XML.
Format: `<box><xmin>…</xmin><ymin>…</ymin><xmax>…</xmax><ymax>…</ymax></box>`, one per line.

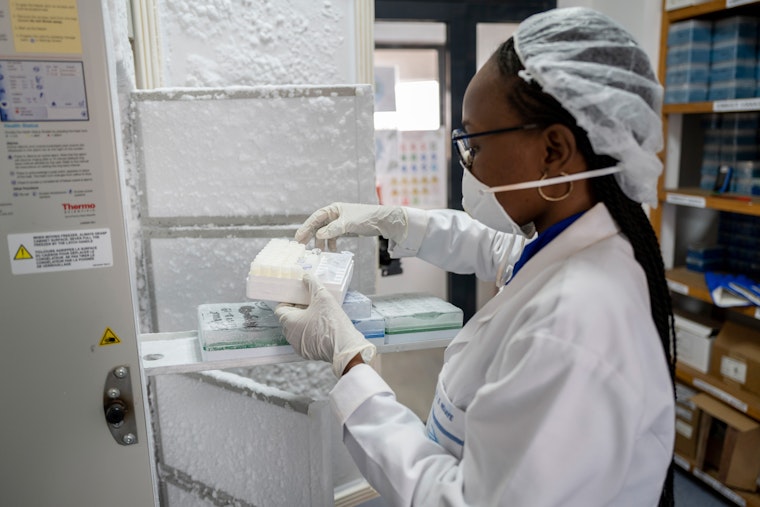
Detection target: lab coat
<box><xmin>330</xmin><ymin>202</ymin><xmax>675</xmax><ymax>507</ymax></box>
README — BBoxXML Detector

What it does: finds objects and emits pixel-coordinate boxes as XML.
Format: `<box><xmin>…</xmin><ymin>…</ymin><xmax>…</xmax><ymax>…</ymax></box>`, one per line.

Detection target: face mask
<box><xmin>462</xmin><ymin>166</ymin><xmax>526</xmax><ymax>234</ymax></box>
<box><xmin>461</xmin><ymin>165</ymin><xmax>622</xmax><ymax>234</ymax></box>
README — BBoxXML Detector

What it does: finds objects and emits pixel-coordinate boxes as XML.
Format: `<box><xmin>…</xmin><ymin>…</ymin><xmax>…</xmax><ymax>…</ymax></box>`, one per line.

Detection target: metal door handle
<box><xmin>103</xmin><ymin>366</ymin><xmax>138</xmax><ymax>445</ymax></box>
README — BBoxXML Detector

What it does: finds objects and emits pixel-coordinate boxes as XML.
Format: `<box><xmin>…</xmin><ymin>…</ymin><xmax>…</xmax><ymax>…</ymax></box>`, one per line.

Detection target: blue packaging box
<box><xmin>702</xmin><ymin>113</ymin><xmax>723</xmax><ymax>129</ymax></box>
<box><xmin>665</xmin><ymin>83</ymin><xmax>708</xmax><ymax>103</ymax></box>
<box><xmin>667</xmin><ymin>63</ymin><xmax>710</xmax><ymax>85</ymax></box>
<box><xmin>686</xmin><ymin>244</ymin><xmax>724</xmax><ymax>272</ymax></box>
<box><xmin>721</xmin><ymin>112</ymin><xmax>760</xmax><ymax>130</ymax></box>
<box><xmin>667</xmin><ymin>44</ymin><xmax>712</xmax><ymax>67</ymax></box>
<box><xmin>712</xmin><ymin>16</ymin><xmax>758</xmax><ymax>43</ymax></box>
<box><xmin>720</xmin><ymin>128</ymin><xmax>758</xmax><ymax>147</ymax></box>
<box><xmin>711</xmin><ymin>41</ymin><xmax>757</xmax><ymax>62</ymax></box>
<box><xmin>719</xmin><ymin>145</ymin><xmax>759</xmax><ymax>163</ymax></box>
<box><xmin>709</xmin><ymin>79</ymin><xmax>757</xmax><ymax>101</ymax></box>
<box><xmin>668</xmin><ymin>20</ymin><xmax>712</xmax><ymax>46</ymax></box>
<box><xmin>703</xmin><ymin>143</ymin><xmax>721</xmax><ymax>158</ymax></box>
<box><xmin>710</xmin><ymin>60</ymin><xmax>757</xmax><ymax>82</ymax></box>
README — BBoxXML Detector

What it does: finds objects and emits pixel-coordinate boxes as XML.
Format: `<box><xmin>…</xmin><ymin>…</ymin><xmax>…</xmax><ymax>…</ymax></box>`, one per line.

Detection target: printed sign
<box><xmin>9</xmin><ymin>0</ymin><xmax>82</xmax><ymax>54</ymax></box>
<box><xmin>8</xmin><ymin>228</ymin><xmax>112</xmax><ymax>274</ymax></box>
<box><xmin>666</xmin><ymin>193</ymin><xmax>706</xmax><ymax>208</ymax></box>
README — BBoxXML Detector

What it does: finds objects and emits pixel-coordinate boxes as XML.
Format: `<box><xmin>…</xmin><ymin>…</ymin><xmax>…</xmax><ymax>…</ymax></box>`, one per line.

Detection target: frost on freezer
<box><xmin>154</xmin><ymin>372</ymin><xmax>319</xmax><ymax>505</ymax></box>
<box><xmin>157</xmin><ymin>0</ymin><xmax>353</xmax><ymax>87</ymax></box>
<box><xmin>150</xmin><ymin>237</ymin><xmax>262</xmax><ymax>332</ymax></box>
<box><xmin>133</xmin><ymin>90</ymin><xmax>371</xmax><ymax>218</ymax></box>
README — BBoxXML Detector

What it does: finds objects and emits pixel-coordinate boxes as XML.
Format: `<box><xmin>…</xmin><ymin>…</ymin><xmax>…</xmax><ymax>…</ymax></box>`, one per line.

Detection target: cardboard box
<box><xmin>674</xmin><ymin>311</ymin><xmax>720</xmax><ymax>373</ymax></box>
<box><xmin>675</xmin><ymin>410</ymin><xmax>701</xmax><ymax>459</ymax></box>
<box><xmin>675</xmin><ymin>382</ymin><xmax>701</xmax><ymax>459</ymax></box>
<box><xmin>693</xmin><ymin>393</ymin><xmax>760</xmax><ymax>491</ymax></box>
<box><xmin>709</xmin><ymin>321</ymin><xmax>760</xmax><ymax>398</ymax></box>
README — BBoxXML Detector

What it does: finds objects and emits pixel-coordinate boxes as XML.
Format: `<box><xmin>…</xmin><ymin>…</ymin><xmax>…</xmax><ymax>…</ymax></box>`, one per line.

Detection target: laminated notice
<box><xmin>720</xmin><ymin>356</ymin><xmax>748</xmax><ymax>384</ymax></box>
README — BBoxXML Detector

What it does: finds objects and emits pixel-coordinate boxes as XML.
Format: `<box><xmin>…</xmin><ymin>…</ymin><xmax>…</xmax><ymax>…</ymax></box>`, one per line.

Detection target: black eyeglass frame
<box><xmin>451</xmin><ymin>123</ymin><xmax>540</xmax><ymax>169</ymax></box>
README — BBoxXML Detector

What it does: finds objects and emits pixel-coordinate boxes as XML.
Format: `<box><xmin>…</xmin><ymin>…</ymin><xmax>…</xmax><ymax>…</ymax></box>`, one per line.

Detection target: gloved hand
<box><xmin>274</xmin><ymin>273</ymin><xmax>376</xmax><ymax>377</ymax></box>
<box><xmin>295</xmin><ymin>202</ymin><xmax>408</xmax><ymax>251</ymax></box>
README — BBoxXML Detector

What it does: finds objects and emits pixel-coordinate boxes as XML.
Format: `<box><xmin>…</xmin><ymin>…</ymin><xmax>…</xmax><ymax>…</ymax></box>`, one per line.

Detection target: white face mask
<box><xmin>462</xmin><ymin>166</ymin><xmax>526</xmax><ymax>234</ymax></box>
<box><xmin>461</xmin><ymin>165</ymin><xmax>622</xmax><ymax>234</ymax></box>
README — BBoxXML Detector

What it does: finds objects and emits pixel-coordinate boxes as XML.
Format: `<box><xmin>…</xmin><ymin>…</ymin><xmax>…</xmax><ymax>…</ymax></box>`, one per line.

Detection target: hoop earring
<box><xmin>538</xmin><ymin>172</ymin><xmax>573</xmax><ymax>202</ymax></box>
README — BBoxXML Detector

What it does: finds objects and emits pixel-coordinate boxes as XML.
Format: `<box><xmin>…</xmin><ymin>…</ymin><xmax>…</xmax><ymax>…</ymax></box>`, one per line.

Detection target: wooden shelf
<box><xmin>667</xmin><ymin>0</ymin><xmax>760</xmax><ymax>22</ymax></box>
<box><xmin>674</xmin><ymin>453</ymin><xmax>760</xmax><ymax>506</ymax></box>
<box><xmin>662</xmin><ymin>101</ymin><xmax>713</xmax><ymax>114</ymax></box>
<box><xmin>666</xmin><ymin>267</ymin><xmax>760</xmax><ymax>319</ymax></box>
<box><xmin>677</xmin><ymin>361</ymin><xmax>760</xmax><ymax>421</ymax></box>
<box><xmin>661</xmin><ymin>187</ymin><xmax>760</xmax><ymax>216</ymax></box>
<box><xmin>663</xmin><ymin>97</ymin><xmax>760</xmax><ymax>115</ymax></box>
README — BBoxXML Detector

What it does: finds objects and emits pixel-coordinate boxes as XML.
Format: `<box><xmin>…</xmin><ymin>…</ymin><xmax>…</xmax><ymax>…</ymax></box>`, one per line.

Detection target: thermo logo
<box><xmin>62</xmin><ymin>203</ymin><xmax>96</xmax><ymax>211</ymax></box>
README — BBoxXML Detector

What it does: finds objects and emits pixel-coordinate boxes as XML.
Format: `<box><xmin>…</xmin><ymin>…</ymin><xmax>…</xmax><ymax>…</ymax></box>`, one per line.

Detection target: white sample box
<box><xmin>246</xmin><ymin>239</ymin><xmax>354</xmax><ymax>305</ymax></box>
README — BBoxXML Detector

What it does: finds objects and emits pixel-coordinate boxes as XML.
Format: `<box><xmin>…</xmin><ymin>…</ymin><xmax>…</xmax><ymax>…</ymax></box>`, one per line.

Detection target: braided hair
<box><xmin>495</xmin><ymin>37</ymin><xmax>677</xmax><ymax>507</ymax></box>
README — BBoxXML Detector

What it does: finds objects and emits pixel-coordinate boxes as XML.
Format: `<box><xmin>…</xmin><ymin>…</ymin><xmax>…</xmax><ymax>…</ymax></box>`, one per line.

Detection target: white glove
<box><xmin>295</xmin><ymin>202</ymin><xmax>408</xmax><ymax>251</ymax></box>
<box><xmin>274</xmin><ymin>273</ymin><xmax>376</xmax><ymax>377</ymax></box>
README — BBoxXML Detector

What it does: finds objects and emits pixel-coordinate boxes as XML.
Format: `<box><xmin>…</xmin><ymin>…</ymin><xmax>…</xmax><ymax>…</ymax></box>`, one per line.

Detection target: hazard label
<box><xmin>7</xmin><ymin>228</ymin><xmax>113</xmax><ymax>275</ymax></box>
<box><xmin>99</xmin><ymin>328</ymin><xmax>121</xmax><ymax>346</ymax></box>
<box><xmin>13</xmin><ymin>244</ymin><xmax>33</xmax><ymax>260</ymax></box>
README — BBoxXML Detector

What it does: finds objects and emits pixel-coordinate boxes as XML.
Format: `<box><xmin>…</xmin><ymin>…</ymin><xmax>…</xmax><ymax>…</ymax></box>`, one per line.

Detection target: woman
<box><xmin>276</xmin><ymin>7</ymin><xmax>676</xmax><ymax>506</ymax></box>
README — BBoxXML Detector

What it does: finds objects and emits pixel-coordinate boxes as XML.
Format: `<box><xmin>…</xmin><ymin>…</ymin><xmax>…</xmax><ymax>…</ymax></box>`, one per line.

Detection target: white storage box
<box><xmin>371</xmin><ymin>293</ymin><xmax>463</xmax><ymax>344</ymax></box>
<box><xmin>246</xmin><ymin>239</ymin><xmax>353</xmax><ymax>305</ymax></box>
<box><xmin>674</xmin><ymin>312</ymin><xmax>720</xmax><ymax>373</ymax></box>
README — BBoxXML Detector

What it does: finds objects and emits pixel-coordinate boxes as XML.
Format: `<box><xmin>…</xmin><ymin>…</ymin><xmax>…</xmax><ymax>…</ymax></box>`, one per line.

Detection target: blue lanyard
<box><xmin>510</xmin><ymin>211</ymin><xmax>585</xmax><ymax>280</ymax></box>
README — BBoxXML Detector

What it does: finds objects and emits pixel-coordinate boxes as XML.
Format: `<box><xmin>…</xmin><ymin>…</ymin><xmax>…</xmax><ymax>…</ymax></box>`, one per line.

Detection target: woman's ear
<box><xmin>542</xmin><ymin>124</ymin><xmax>578</xmax><ymax>173</ymax></box>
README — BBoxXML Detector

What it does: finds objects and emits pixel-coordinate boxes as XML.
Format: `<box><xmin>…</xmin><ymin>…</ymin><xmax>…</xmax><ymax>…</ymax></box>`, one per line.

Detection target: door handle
<box><xmin>103</xmin><ymin>366</ymin><xmax>138</xmax><ymax>445</ymax></box>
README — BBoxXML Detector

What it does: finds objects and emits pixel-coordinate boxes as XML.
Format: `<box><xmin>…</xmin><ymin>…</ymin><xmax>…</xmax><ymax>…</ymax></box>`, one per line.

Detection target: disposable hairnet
<box><xmin>514</xmin><ymin>7</ymin><xmax>663</xmax><ymax>205</ymax></box>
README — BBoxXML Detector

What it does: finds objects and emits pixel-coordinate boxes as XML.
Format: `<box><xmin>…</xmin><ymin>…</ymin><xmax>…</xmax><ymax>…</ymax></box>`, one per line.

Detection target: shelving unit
<box><xmin>654</xmin><ymin>1</ymin><xmax>760</xmax><ymax>504</ymax></box>
<box><xmin>653</xmin><ymin>0</ymin><xmax>760</xmax><ymax>322</ymax></box>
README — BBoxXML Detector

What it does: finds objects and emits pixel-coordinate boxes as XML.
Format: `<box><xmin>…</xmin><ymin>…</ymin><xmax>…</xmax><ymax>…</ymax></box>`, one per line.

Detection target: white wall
<box><xmin>476</xmin><ymin>23</ymin><xmax>519</xmax><ymax>71</ymax></box>
<box><xmin>557</xmin><ymin>0</ymin><xmax>662</xmax><ymax>71</ymax></box>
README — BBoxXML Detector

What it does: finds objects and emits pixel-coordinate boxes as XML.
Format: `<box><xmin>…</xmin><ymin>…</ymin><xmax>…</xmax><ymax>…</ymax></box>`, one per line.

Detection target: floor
<box><xmin>359</xmin><ymin>468</ymin><xmax>738</xmax><ymax>506</ymax></box>
<box><xmin>674</xmin><ymin>468</ymin><xmax>736</xmax><ymax>506</ymax></box>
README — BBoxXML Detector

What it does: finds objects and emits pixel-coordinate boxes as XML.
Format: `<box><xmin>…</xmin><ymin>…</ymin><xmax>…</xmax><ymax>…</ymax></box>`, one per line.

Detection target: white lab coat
<box><xmin>330</xmin><ymin>202</ymin><xmax>675</xmax><ymax>507</ymax></box>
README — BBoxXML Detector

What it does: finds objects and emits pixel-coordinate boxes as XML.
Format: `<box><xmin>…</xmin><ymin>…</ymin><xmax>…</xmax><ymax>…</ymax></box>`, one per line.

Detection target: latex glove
<box><xmin>295</xmin><ymin>202</ymin><xmax>408</xmax><ymax>251</ymax></box>
<box><xmin>274</xmin><ymin>273</ymin><xmax>376</xmax><ymax>377</ymax></box>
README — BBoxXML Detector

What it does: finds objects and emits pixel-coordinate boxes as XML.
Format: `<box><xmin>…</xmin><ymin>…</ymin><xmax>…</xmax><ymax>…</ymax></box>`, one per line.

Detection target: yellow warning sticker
<box><xmin>10</xmin><ymin>0</ymin><xmax>83</xmax><ymax>54</ymax></box>
<box><xmin>13</xmin><ymin>244</ymin><xmax>33</xmax><ymax>260</ymax></box>
<box><xmin>99</xmin><ymin>328</ymin><xmax>121</xmax><ymax>346</ymax></box>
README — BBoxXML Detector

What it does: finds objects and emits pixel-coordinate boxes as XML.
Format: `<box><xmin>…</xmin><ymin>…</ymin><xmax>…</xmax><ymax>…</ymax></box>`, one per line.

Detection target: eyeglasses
<box><xmin>452</xmin><ymin>124</ymin><xmax>540</xmax><ymax>170</ymax></box>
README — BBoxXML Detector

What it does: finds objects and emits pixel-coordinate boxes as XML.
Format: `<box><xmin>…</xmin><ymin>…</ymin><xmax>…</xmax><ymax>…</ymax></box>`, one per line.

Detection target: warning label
<box><xmin>8</xmin><ymin>228</ymin><xmax>112</xmax><ymax>274</ymax></box>
<box><xmin>99</xmin><ymin>327</ymin><xmax>121</xmax><ymax>346</ymax></box>
<box><xmin>13</xmin><ymin>244</ymin><xmax>33</xmax><ymax>260</ymax></box>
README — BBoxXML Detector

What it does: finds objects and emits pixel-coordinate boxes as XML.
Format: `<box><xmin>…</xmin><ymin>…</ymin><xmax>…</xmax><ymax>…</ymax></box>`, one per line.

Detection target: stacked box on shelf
<box><xmin>198</xmin><ymin>301</ymin><xmax>292</xmax><ymax>361</ymax></box>
<box><xmin>198</xmin><ymin>292</ymin><xmax>386</xmax><ymax>361</ymax></box>
<box><xmin>674</xmin><ymin>311</ymin><xmax>720</xmax><ymax>373</ymax></box>
<box><xmin>734</xmin><ymin>160</ymin><xmax>760</xmax><ymax>196</ymax></box>
<box><xmin>719</xmin><ymin>113</ymin><xmax>760</xmax><ymax>192</ymax></box>
<box><xmin>718</xmin><ymin>212</ymin><xmax>760</xmax><ymax>278</ymax></box>
<box><xmin>370</xmin><ymin>293</ymin><xmax>463</xmax><ymax>344</ymax></box>
<box><xmin>664</xmin><ymin>20</ymin><xmax>712</xmax><ymax>104</ymax></box>
<box><xmin>757</xmin><ymin>48</ymin><xmax>760</xmax><ymax>93</ymax></box>
<box><xmin>700</xmin><ymin>114</ymin><xmax>722</xmax><ymax>190</ymax></box>
<box><xmin>686</xmin><ymin>243</ymin><xmax>724</xmax><ymax>273</ymax></box>
<box><xmin>674</xmin><ymin>382</ymin><xmax>702</xmax><ymax>460</ymax></box>
<box><xmin>708</xmin><ymin>16</ymin><xmax>758</xmax><ymax>101</ymax></box>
